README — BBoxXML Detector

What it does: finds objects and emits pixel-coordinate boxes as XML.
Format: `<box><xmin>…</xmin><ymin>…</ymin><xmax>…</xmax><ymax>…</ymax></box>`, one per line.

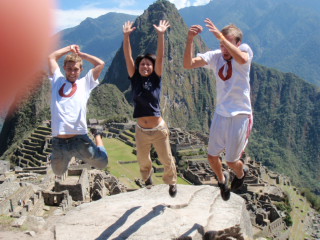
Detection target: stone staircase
<box><xmin>108</xmin><ymin>126</ymin><xmax>136</xmax><ymax>148</ymax></box>
<box><xmin>14</xmin><ymin>122</ymin><xmax>52</xmax><ymax>168</ymax></box>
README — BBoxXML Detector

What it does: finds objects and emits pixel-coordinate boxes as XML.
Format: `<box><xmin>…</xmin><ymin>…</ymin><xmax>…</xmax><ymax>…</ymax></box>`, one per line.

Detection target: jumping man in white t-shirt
<box><xmin>48</xmin><ymin>45</ymin><xmax>108</xmax><ymax>176</ymax></box>
<box><xmin>184</xmin><ymin>19</ymin><xmax>253</xmax><ymax>201</ymax></box>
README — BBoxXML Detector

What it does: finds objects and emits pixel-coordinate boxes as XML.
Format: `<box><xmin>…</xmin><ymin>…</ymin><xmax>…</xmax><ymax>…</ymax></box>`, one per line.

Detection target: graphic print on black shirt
<box><xmin>129</xmin><ymin>72</ymin><xmax>162</xmax><ymax>118</ymax></box>
<box><xmin>143</xmin><ymin>80</ymin><xmax>152</xmax><ymax>91</ymax></box>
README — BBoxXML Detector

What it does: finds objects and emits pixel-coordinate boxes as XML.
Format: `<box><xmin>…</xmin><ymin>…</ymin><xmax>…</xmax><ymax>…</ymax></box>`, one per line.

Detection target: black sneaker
<box><xmin>145</xmin><ymin>168</ymin><xmax>154</xmax><ymax>189</ymax></box>
<box><xmin>218</xmin><ymin>171</ymin><xmax>230</xmax><ymax>201</ymax></box>
<box><xmin>231</xmin><ymin>165</ymin><xmax>249</xmax><ymax>191</ymax></box>
<box><xmin>169</xmin><ymin>184</ymin><xmax>177</xmax><ymax>197</ymax></box>
<box><xmin>90</xmin><ymin>127</ymin><xmax>106</xmax><ymax>138</ymax></box>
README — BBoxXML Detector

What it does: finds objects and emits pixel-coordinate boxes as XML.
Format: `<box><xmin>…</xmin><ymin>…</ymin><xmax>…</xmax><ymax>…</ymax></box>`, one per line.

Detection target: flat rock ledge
<box><xmin>44</xmin><ymin>184</ymin><xmax>253</xmax><ymax>240</ymax></box>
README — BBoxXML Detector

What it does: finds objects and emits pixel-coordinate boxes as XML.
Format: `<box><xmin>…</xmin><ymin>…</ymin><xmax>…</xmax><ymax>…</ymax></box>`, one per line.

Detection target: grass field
<box><xmin>103</xmin><ymin>138</ymin><xmax>190</xmax><ymax>189</ymax></box>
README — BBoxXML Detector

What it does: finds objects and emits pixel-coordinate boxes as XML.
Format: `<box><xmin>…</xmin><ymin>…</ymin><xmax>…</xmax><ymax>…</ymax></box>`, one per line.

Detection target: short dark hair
<box><xmin>135</xmin><ymin>53</ymin><xmax>156</xmax><ymax>72</ymax></box>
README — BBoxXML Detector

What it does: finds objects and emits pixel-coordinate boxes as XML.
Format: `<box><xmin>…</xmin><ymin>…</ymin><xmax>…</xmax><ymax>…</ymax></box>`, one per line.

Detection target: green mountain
<box><xmin>0</xmin><ymin>0</ymin><xmax>319</xmax><ymax>195</ymax></box>
<box><xmin>179</xmin><ymin>0</ymin><xmax>320</xmax><ymax>86</ymax></box>
<box><xmin>248</xmin><ymin>63</ymin><xmax>320</xmax><ymax>194</ymax></box>
<box><xmin>0</xmin><ymin>74</ymin><xmax>51</xmax><ymax>157</ymax></box>
<box><xmin>87</xmin><ymin>83</ymin><xmax>133</xmax><ymax>121</ymax></box>
<box><xmin>103</xmin><ymin>0</ymin><xmax>215</xmax><ymax>131</ymax></box>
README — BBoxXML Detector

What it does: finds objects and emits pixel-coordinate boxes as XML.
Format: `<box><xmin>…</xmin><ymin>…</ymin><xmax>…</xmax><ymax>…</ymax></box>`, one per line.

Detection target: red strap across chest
<box><xmin>58</xmin><ymin>83</ymin><xmax>77</xmax><ymax>98</ymax></box>
<box><xmin>218</xmin><ymin>61</ymin><xmax>232</xmax><ymax>81</ymax></box>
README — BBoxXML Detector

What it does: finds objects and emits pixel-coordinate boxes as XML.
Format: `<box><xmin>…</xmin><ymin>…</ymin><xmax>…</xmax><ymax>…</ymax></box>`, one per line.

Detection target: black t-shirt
<box><xmin>129</xmin><ymin>71</ymin><xmax>162</xmax><ymax>118</ymax></box>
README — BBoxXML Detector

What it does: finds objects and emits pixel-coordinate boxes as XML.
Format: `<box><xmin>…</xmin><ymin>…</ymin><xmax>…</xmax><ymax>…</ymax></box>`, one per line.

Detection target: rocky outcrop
<box><xmin>47</xmin><ymin>184</ymin><xmax>252</xmax><ymax>240</ymax></box>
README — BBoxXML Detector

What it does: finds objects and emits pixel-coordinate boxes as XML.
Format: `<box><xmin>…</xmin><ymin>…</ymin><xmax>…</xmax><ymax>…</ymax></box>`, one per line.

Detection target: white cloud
<box><xmin>168</xmin><ymin>0</ymin><xmax>210</xmax><ymax>9</ymax></box>
<box><xmin>54</xmin><ymin>0</ymin><xmax>211</xmax><ymax>32</ymax></box>
<box><xmin>168</xmin><ymin>0</ymin><xmax>191</xmax><ymax>9</ymax></box>
<box><xmin>118</xmin><ymin>0</ymin><xmax>136</xmax><ymax>8</ymax></box>
<box><xmin>54</xmin><ymin>7</ymin><xmax>142</xmax><ymax>32</ymax></box>
<box><xmin>193</xmin><ymin>0</ymin><xmax>211</xmax><ymax>6</ymax></box>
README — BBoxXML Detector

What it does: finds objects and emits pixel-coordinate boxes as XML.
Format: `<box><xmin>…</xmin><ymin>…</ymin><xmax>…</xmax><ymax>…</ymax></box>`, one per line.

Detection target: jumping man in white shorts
<box><xmin>184</xmin><ymin>18</ymin><xmax>253</xmax><ymax>200</ymax></box>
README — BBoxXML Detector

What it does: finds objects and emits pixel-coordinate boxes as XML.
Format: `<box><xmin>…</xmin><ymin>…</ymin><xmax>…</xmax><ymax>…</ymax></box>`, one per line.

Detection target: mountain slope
<box><xmin>248</xmin><ymin>63</ymin><xmax>320</xmax><ymax>194</ymax></box>
<box><xmin>180</xmin><ymin>0</ymin><xmax>320</xmax><ymax>86</ymax></box>
<box><xmin>103</xmin><ymin>0</ymin><xmax>215</xmax><ymax>131</ymax></box>
<box><xmin>0</xmin><ymin>74</ymin><xmax>51</xmax><ymax>157</ymax></box>
<box><xmin>57</xmin><ymin>12</ymin><xmax>136</xmax><ymax>76</ymax></box>
<box><xmin>88</xmin><ymin>83</ymin><xmax>133</xmax><ymax>120</ymax></box>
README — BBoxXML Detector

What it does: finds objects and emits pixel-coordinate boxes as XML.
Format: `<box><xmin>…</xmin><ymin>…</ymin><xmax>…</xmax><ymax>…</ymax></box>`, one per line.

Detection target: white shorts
<box><xmin>208</xmin><ymin>113</ymin><xmax>253</xmax><ymax>162</ymax></box>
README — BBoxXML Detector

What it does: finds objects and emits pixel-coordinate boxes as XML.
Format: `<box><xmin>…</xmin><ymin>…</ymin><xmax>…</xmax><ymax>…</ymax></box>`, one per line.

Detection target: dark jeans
<box><xmin>51</xmin><ymin>134</ymin><xmax>108</xmax><ymax>176</ymax></box>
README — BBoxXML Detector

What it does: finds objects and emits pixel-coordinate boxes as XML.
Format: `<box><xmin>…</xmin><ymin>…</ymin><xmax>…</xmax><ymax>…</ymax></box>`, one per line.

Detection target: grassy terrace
<box><xmin>261</xmin><ymin>171</ymin><xmax>314</xmax><ymax>239</ymax></box>
<box><xmin>103</xmin><ymin>138</ymin><xmax>190</xmax><ymax>189</ymax></box>
<box><xmin>281</xmin><ymin>185</ymin><xmax>313</xmax><ymax>240</ymax></box>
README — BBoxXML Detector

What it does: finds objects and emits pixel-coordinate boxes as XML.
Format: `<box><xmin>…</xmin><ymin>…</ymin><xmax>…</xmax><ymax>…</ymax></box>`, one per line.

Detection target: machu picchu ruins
<box><xmin>0</xmin><ymin>120</ymin><xmax>319</xmax><ymax>240</ymax></box>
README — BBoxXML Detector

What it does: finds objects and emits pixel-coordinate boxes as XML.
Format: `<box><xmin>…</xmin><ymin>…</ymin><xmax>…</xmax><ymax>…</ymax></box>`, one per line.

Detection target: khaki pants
<box><xmin>135</xmin><ymin>123</ymin><xmax>177</xmax><ymax>185</ymax></box>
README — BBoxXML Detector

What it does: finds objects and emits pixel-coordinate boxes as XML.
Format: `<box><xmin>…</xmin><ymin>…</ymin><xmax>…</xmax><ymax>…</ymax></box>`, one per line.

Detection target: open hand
<box><xmin>123</xmin><ymin>21</ymin><xmax>136</xmax><ymax>35</ymax></box>
<box><xmin>153</xmin><ymin>20</ymin><xmax>170</xmax><ymax>34</ymax></box>
<box><xmin>204</xmin><ymin>18</ymin><xmax>223</xmax><ymax>39</ymax></box>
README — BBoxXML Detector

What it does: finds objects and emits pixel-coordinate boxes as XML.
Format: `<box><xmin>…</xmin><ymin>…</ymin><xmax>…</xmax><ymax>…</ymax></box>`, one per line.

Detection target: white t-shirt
<box><xmin>198</xmin><ymin>44</ymin><xmax>253</xmax><ymax>117</ymax></box>
<box><xmin>49</xmin><ymin>68</ymin><xmax>99</xmax><ymax>136</ymax></box>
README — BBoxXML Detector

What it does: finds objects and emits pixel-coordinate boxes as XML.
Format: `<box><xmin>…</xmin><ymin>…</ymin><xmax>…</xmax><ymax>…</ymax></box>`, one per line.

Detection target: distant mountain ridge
<box><xmin>56</xmin><ymin>0</ymin><xmax>320</xmax><ymax>86</ymax></box>
<box><xmin>57</xmin><ymin>12</ymin><xmax>136</xmax><ymax>77</ymax></box>
<box><xmin>180</xmin><ymin>0</ymin><xmax>320</xmax><ymax>86</ymax></box>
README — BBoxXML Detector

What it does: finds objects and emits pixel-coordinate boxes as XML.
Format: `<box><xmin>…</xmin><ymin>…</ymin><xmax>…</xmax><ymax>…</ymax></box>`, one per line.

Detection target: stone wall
<box><xmin>13</xmin><ymin>123</ymin><xmax>51</xmax><ymax>168</ymax></box>
<box><xmin>0</xmin><ymin>183</ymin><xmax>41</xmax><ymax>217</ymax></box>
<box><xmin>90</xmin><ymin>172</ymin><xmax>107</xmax><ymax>201</ymax></box>
<box><xmin>42</xmin><ymin>190</ymin><xmax>72</xmax><ymax>211</ymax></box>
<box><xmin>0</xmin><ymin>160</ymin><xmax>10</xmax><ymax>174</ymax></box>
<box><xmin>54</xmin><ymin>169</ymin><xmax>90</xmax><ymax>202</ymax></box>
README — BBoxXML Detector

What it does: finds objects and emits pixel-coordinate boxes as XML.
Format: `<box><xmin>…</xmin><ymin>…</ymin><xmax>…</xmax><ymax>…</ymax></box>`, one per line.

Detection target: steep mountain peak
<box><xmin>125</xmin><ymin>0</ymin><xmax>186</xmax><ymax>58</ymax></box>
<box><xmin>103</xmin><ymin>0</ymin><xmax>215</xmax><ymax>131</ymax></box>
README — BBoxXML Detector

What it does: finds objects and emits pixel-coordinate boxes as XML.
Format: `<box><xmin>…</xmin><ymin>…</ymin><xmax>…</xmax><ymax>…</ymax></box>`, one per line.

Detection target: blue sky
<box><xmin>54</xmin><ymin>0</ymin><xmax>211</xmax><ymax>32</ymax></box>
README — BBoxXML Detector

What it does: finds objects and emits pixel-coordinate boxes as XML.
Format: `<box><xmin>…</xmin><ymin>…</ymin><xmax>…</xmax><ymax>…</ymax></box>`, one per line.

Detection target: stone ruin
<box><xmin>0</xmin><ymin>121</ymin><xmax>128</xmax><ymax>231</ymax></box>
<box><xmin>11</xmin><ymin>121</ymin><xmax>52</xmax><ymax>168</ymax></box>
<box><xmin>176</xmin><ymin>150</ymin><xmax>291</xmax><ymax>239</ymax></box>
<box><xmin>155</xmin><ymin>126</ymin><xmax>294</xmax><ymax>240</ymax></box>
<box><xmin>0</xmin><ymin>120</ymin><xmax>319</xmax><ymax>239</ymax></box>
<box><xmin>0</xmin><ymin>181</ymin><xmax>44</xmax><ymax>217</ymax></box>
<box><xmin>0</xmin><ymin>164</ymin><xmax>127</xmax><ymax>216</ymax></box>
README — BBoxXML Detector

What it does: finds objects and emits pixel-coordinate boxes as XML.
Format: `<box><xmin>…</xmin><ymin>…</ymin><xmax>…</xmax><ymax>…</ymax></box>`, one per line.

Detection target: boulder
<box><xmin>50</xmin><ymin>184</ymin><xmax>253</xmax><ymax>240</ymax></box>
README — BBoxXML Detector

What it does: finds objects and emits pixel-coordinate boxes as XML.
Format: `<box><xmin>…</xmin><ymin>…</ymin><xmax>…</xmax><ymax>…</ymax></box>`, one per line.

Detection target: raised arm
<box><xmin>77</xmin><ymin>51</ymin><xmax>105</xmax><ymax>80</ymax></box>
<box><xmin>123</xmin><ymin>21</ymin><xmax>136</xmax><ymax>78</ymax></box>
<box><xmin>205</xmin><ymin>18</ymin><xmax>248</xmax><ymax>64</ymax></box>
<box><xmin>48</xmin><ymin>45</ymin><xmax>79</xmax><ymax>76</ymax></box>
<box><xmin>183</xmin><ymin>25</ymin><xmax>208</xmax><ymax>69</ymax></box>
<box><xmin>153</xmin><ymin>20</ymin><xmax>170</xmax><ymax>76</ymax></box>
